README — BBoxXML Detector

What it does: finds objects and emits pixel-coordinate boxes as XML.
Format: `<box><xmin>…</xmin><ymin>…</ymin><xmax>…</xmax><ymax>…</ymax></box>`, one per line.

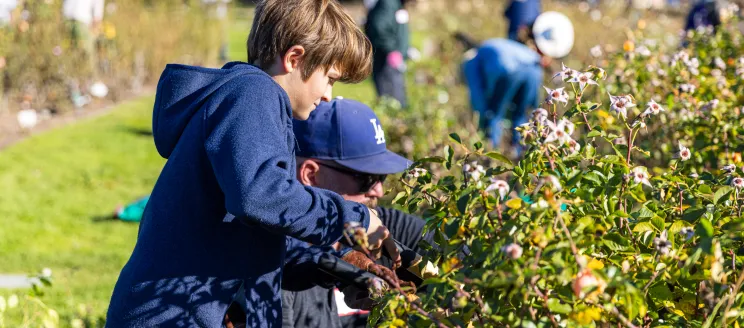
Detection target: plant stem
<box><xmin>556</xmin><ymin>211</ymin><xmax>584</xmax><ymax>269</ymax></box>
<box><xmin>581</xmin><ymin>112</ymin><xmax>593</xmax><ymax>131</ymax></box>
<box><xmin>643</xmin><ymin>268</ymin><xmax>664</xmax><ymax>295</ymax></box>
<box><xmin>610</xmin><ymin>307</ymin><xmax>639</xmax><ymax>328</ymax></box>
<box><xmin>626</xmin><ymin>128</ymin><xmax>634</xmax><ymax>166</ymax></box>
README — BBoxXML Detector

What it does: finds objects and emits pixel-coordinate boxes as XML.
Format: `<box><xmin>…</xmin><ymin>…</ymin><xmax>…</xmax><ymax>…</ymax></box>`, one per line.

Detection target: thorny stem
<box><xmin>531</xmin><ymin>284</ymin><xmax>559</xmax><ymax>328</ymax></box>
<box><xmin>610</xmin><ymin>307</ymin><xmax>639</xmax><ymax>328</ymax></box>
<box><xmin>679</xmin><ymin>188</ymin><xmax>684</xmax><ymax>215</ymax></box>
<box><xmin>581</xmin><ymin>112</ymin><xmax>594</xmax><ymax>131</ymax></box>
<box><xmin>723</xmin><ymin>268</ymin><xmax>744</xmax><ymax>326</ymax></box>
<box><xmin>544</xmin><ymin>146</ymin><xmax>556</xmax><ymax>170</ymax></box>
<box><xmin>496</xmin><ymin>198</ymin><xmax>504</xmax><ymax>226</ymax></box>
<box><xmin>556</xmin><ymin>210</ymin><xmax>584</xmax><ymax>269</ymax></box>
<box><xmin>643</xmin><ymin>268</ymin><xmax>664</xmax><ymax>295</ymax></box>
<box><xmin>402</xmin><ymin>179</ymin><xmax>443</xmax><ymax>203</ymax></box>
<box><xmin>626</xmin><ymin>127</ymin><xmax>634</xmax><ymax>166</ymax></box>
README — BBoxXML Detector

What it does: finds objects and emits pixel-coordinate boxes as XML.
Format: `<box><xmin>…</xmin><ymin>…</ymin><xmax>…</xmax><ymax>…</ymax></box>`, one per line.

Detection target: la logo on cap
<box><xmin>370</xmin><ymin>119</ymin><xmax>385</xmax><ymax>144</ymax></box>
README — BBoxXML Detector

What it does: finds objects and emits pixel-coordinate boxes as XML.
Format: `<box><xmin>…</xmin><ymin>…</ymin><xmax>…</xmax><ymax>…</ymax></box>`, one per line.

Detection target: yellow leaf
<box><xmin>505</xmin><ymin>198</ymin><xmax>522</xmax><ymax>209</ymax></box>
<box><xmin>587</xmin><ymin>258</ymin><xmax>604</xmax><ymax>270</ymax></box>
<box><xmin>571</xmin><ymin>306</ymin><xmax>602</xmax><ymax>325</ymax></box>
<box><xmin>671</xmin><ymin>309</ymin><xmax>686</xmax><ymax>319</ymax></box>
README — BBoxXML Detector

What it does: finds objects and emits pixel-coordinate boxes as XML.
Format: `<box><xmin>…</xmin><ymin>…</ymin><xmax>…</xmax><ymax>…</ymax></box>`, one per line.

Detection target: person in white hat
<box><xmin>456</xmin><ymin>12</ymin><xmax>573</xmax><ymax>155</ymax></box>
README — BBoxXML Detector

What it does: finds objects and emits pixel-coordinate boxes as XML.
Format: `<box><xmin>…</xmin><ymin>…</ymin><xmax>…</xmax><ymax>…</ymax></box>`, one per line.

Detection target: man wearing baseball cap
<box><xmin>281</xmin><ymin>98</ymin><xmax>432</xmax><ymax>328</ymax></box>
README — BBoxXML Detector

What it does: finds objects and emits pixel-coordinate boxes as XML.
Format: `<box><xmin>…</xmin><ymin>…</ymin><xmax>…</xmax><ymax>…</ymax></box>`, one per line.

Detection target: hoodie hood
<box><xmin>152</xmin><ymin>62</ymin><xmax>275</xmax><ymax>158</ymax></box>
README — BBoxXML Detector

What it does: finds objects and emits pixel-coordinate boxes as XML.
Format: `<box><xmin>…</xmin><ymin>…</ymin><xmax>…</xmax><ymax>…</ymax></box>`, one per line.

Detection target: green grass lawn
<box><xmin>0</xmin><ymin>96</ymin><xmax>164</xmax><ymax>323</ymax></box>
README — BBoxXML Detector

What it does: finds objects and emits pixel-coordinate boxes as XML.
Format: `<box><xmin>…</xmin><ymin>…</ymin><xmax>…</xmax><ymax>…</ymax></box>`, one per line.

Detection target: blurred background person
<box><xmin>505</xmin><ymin>0</ymin><xmax>542</xmax><ymax>42</ymax></box>
<box><xmin>0</xmin><ymin>0</ymin><xmax>17</xmax><ymax>26</ymax></box>
<box><xmin>456</xmin><ymin>12</ymin><xmax>573</xmax><ymax>156</ymax></box>
<box><xmin>202</xmin><ymin>0</ymin><xmax>231</xmax><ymax>62</ymax></box>
<box><xmin>365</xmin><ymin>0</ymin><xmax>413</xmax><ymax>108</ymax></box>
<box><xmin>63</xmin><ymin>0</ymin><xmax>105</xmax><ymax>74</ymax></box>
<box><xmin>685</xmin><ymin>0</ymin><xmax>721</xmax><ymax>32</ymax></box>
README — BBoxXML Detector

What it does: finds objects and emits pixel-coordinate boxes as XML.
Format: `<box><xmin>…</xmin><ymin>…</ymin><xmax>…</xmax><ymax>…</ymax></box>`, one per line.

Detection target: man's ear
<box><xmin>282</xmin><ymin>45</ymin><xmax>306</xmax><ymax>74</ymax></box>
<box><xmin>298</xmin><ymin>159</ymin><xmax>320</xmax><ymax>186</ymax></box>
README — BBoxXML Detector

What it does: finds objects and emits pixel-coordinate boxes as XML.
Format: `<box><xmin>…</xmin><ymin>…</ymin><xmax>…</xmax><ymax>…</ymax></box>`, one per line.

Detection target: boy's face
<box><xmin>288</xmin><ymin>66</ymin><xmax>341</xmax><ymax>120</ymax></box>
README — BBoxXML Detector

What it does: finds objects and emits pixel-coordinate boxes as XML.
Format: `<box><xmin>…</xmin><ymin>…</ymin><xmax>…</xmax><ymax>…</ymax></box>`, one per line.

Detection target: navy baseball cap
<box><xmin>293</xmin><ymin>98</ymin><xmax>411</xmax><ymax>175</ymax></box>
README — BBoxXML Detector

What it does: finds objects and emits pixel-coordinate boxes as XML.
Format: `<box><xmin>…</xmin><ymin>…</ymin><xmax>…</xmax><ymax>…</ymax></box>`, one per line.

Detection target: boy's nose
<box><xmin>322</xmin><ymin>86</ymin><xmax>333</xmax><ymax>102</ymax></box>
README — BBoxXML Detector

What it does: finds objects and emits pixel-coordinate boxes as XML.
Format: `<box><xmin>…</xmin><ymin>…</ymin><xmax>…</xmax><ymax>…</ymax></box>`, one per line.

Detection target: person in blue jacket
<box><xmin>684</xmin><ymin>0</ymin><xmax>721</xmax><ymax>32</ymax></box>
<box><xmin>456</xmin><ymin>32</ymin><xmax>547</xmax><ymax>153</ymax></box>
<box><xmin>365</xmin><ymin>0</ymin><xmax>413</xmax><ymax>107</ymax></box>
<box><xmin>105</xmin><ymin>1</ymin><xmax>400</xmax><ymax>327</ymax></box>
<box><xmin>504</xmin><ymin>0</ymin><xmax>542</xmax><ymax>41</ymax></box>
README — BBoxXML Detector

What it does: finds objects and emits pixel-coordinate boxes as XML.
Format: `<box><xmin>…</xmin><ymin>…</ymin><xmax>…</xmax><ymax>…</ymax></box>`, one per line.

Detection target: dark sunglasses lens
<box><xmin>360</xmin><ymin>174</ymin><xmax>387</xmax><ymax>192</ymax></box>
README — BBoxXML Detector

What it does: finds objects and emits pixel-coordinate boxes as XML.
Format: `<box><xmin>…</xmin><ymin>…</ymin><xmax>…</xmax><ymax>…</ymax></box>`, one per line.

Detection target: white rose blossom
<box><xmin>631</xmin><ymin>167</ymin><xmax>652</xmax><ymax>186</ymax></box>
<box><xmin>545</xmin><ymin>120</ymin><xmax>573</xmax><ymax>145</ymax></box>
<box><xmin>501</xmin><ymin>243</ymin><xmax>523</xmax><ymax>259</ymax></box>
<box><xmin>552</xmin><ymin>63</ymin><xmax>579</xmax><ymax>81</ymax></box>
<box><xmin>567</xmin><ymin>138</ymin><xmax>581</xmax><ymax>155</ymax></box>
<box><xmin>609</xmin><ymin>94</ymin><xmax>635</xmax><ymax>119</ymax></box>
<box><xmin>407</xmin><ymin>168</ymin><xmax>428</xmax><ymax>178</ymax></box>
<box><xmin>486</xmin><ymin>178</ymin><xmax>510</xmax><ymax>199</ymax></box>
<box><xmin>532</xmin><ymin>108</ymin><xmax>549</xmax><ymax>124</ymax></box>
<box><xmin>653</xmin><ymin>230</ymin><xmax>672</xmax><ymax>255</ymax></box>
<box><xmin>568</xmin><ymin>72</ymin><xmax>598</xmax><ymax>91</ymax></box>
<box><xmin>641</xmin><ymin>99</ymin><xmax>665</xmax><ymax>117</ymax></box>
<box><xmin>463</xmin><ymin>161</ymin><xmax>486</xmax><ymax>181</ymax></box>
<box><xmin>732</xmin><ymin>177</ymin><xmax>744</xmax><ymax>189</ymax></box>
<box><xmin>723</xmin><ymin>164</ymin><xmax>737</xmax><ymax>174</ymax></box>
<box><xmin>678</xmin><ymin>142</ymin><xmax>691</xmax><ymax>161</ymax></box>
<box><xmin>543</xmin><ymin>86</ymin><xmax>569</xmax><ymax>105</ymax></box>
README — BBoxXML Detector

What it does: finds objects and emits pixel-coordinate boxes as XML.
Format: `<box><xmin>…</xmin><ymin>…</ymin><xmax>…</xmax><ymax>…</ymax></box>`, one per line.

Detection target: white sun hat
<box><xmin>532</xmin><ymin>11</ymin><xmax>575</xmax><ymax>58</ymax></box>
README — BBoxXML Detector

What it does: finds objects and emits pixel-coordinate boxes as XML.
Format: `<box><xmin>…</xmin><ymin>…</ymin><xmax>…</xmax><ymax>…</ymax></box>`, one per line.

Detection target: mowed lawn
<box><xmin>0</xmin><ymin>7</ymin><xmax>379</xmax><ymax>324</ymax></box>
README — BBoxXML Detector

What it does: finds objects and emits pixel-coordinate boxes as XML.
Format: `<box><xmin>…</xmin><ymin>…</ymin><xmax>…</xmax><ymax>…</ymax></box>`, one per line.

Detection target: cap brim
<box><xmin>334</xmin><ymin>151</ymin><xmax>412</xmax><ymax>175</ymax></box>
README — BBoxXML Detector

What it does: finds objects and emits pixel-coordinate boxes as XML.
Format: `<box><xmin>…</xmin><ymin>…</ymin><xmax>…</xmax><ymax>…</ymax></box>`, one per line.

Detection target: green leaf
<box><xmin>583</xmin><ymin>171</ymin><xmax>604</xmax><ymax>185</ymax></box>
<box><xmin>697</xmin><ymin>218</ymin><xmax>714</xmax><ymax>238</ymax></box>
<box><xmin>603</xmin><ymin>233</ymin><xmax>631</xmax><ymax>252</ymax></box>
<box><xmin>417</xmin><ymin>156</ymin><xmax>446</xmax><ymax>164</ymax></box>
<box><xmin>697</xmin><ymin>184</ymin><xmax>713</xmax><ymax>195</ymax></box>
<box><xmin>714</xmin><ymin>186</ymin><xmax>734</xmax><ymax>205</ymax></box>
<box><xmin>587</xmin><ymin>130</ymin><xmax>603</xmax><ymax>138</ymax></box>
<box><xmin>457</xmin><ymin>191</ymin><xmax>473</xmax><ymax>215</ymax></box>
<box><xmin>632</xmin><ymin>221</ymin><xmax>656</xmax><ymax>233</ymax></box>
<box><xmin>636</xmin><ymin>206</ymin><xmax>656</xmax><ymax>219</ymax></box>
<box><xmin>392</xmin><ymin>191</ymin><xmax>407</xmax><ymax>205</ymax></box>
<box><xmin>445</xmin><ymin>146</ymin><xmax>454</xmax><ymax>170</ymax></box>
<box><xmin>649</xmin><ymin>284</ymin><xmax>673</xmax><ymax>302</ymax></box>
<box><xmin>652</xmin><ymin>216</ymin><xmax>666</xmax><ymax>232</ymax></box>
<box><xmin>669</xmin><ymin>221</ymin><xmax>688</xmax><ymax>235</ymax></box>
<box><xmin>682</xmin><ymin>207</ymin><xmax>706</xmax><ymax>223</ymax></box>
<box><xmin>547</xmin><ymin>299</ymin><xmax>572</xmax><ymax>314</ymax></box>
<box><xmin>485</xmin><ymin>151</ymin><xmax>513</xmax><ymax>166</ymax></box>
<box><xmin>449</xmin><ymin>133</ymin><xmax>462</xmax><ymax>144</ymax></box>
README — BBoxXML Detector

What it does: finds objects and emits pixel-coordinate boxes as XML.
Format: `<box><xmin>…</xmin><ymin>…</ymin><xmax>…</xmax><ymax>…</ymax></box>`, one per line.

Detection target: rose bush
<box><xmin>370</xmin><ymin>22</ymin><xmax>744</xmax><ymax>327</ymax></box>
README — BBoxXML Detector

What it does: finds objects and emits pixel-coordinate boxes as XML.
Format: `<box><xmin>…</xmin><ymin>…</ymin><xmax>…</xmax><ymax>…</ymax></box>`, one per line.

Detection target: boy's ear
<box><xmin>282</xmin><ymin>45</ymin><xmax>306</xmax><ymax>74</ymax></box>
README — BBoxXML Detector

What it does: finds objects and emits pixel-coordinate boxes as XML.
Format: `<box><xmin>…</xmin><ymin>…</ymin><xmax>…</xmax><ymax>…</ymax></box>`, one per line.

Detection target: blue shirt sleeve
<box><xmin>463</xmin><ymin>56</ymin><xmax>487</xmax><ymax>114</ymax></box>
<box><xmin>203</xmin><ymin>79</ymin><xmax>369</xmax><ymax>247</ymax></box>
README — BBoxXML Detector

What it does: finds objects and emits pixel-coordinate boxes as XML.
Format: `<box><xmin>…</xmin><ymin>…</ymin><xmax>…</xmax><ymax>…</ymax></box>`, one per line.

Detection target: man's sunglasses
<box><xmin>316</xmin><ymin>162</ymin><xmax>387</xmax><ymax>193</ymax></box>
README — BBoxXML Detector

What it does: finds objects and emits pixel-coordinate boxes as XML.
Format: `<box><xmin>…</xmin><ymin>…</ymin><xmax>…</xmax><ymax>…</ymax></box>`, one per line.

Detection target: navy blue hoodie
<box><xmin>106</xmin><ymin>62</ymin><xmax>369</xmax><ymax>327</ymax></box>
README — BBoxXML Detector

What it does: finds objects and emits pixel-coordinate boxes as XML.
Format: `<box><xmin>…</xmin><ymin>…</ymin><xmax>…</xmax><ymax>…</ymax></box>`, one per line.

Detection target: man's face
<box><xmin>288</xmin><ymin>66</ymin><xmax>340</xmax><ymax>120</ymax></box>
<box><xmin>303</xmin><ymin>159</ymin><xmax>386</xmax><ymax>208</ymax></box>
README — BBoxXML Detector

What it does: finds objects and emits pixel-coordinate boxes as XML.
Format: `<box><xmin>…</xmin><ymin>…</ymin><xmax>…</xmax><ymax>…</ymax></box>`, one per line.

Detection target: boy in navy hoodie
<box><xmin>106</xmin><ymin>1</ymin><xmax>400</xmax><ymax>327</ymax></box>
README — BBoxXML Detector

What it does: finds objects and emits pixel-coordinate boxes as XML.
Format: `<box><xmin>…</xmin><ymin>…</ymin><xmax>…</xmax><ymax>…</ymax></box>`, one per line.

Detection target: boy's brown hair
<box><xmin>247</xmin><ymin>0</ymin><xmax>373</xmax><ymax>83</ymax></box>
